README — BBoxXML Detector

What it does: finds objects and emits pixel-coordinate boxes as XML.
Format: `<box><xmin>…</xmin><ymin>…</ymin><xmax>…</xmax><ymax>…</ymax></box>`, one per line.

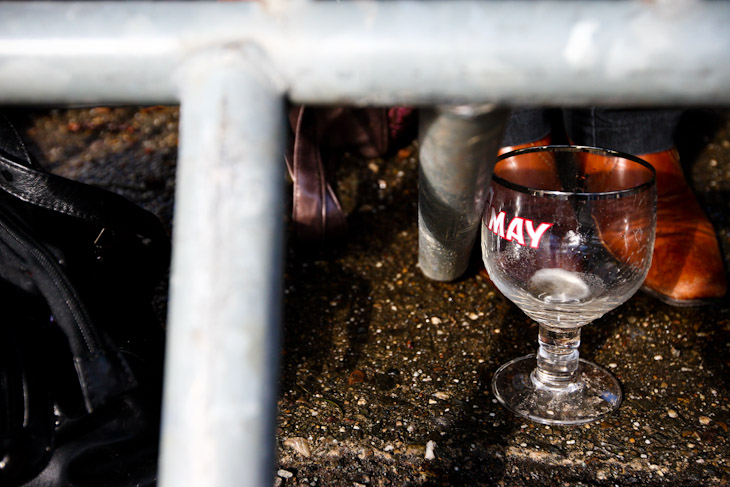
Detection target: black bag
<box><xmin>0</xmin><ymin>114</ymin><xmax>170</xmax><ymax>486</ymax></box>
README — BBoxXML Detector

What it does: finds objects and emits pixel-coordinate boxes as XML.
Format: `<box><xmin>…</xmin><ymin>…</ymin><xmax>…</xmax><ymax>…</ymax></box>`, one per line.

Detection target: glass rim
<box><xmin>493</xmin><ymin>145</ymin><xmax>656</xmax><ymax>200</ymax></box>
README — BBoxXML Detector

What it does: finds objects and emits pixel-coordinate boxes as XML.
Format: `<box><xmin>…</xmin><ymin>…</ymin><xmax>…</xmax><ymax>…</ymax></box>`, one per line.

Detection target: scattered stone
<box><xmin>430</xmin><ymin>317</ymin><xmax>442</xmax><ymax>325</ymax></box>
<box><xmin>467</xmin><ymin>312</ymin><xmax>479</xmax><ymax>320</ymax></box>
<box><xmin>277</xmin><ymin>469</ymin><xmax>294</xmax><ymax>479</ymax></box>
<box><xmin>699</xmin><ymin>416</ymin><xmax>711</xmax><ymax>425</ymax></box>
<box><xmin>667</xmin><ymin>409</ymin><xmax>678</xmax><ymax>419</ymax></box>
<box><xmin>433</xmin><ymin>391</ymin><xmax>451</xmax><ymax>400</ymax></box>
<box><xmin>425</xmin><ymin>440</ymin><xmax>436</xmax><ymax>460</ymax></box>
<box><xmin>283</xmin><ymin>437</ymin><xmax>311</xmax><ymax>458</ymax></box>
<box><xmin>654</xmin><ymin>355</ymin><xmax>663</xmax><ymax>361</ymax></box>
<box><xmin>348</xmin><ymin>370</ymin><xmax>366</xmax><ymax>385</ymax></box>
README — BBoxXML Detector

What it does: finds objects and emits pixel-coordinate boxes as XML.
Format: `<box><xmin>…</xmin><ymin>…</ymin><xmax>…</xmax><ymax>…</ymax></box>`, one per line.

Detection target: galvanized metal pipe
<box><xmin>160</xmin><ymin>49</ymin><xmax>284</xmax><ymax>487</ymax></box>
<box><xmin>1</xmin><ymin>2</ymin><xmax>728</xmax><ymax>485</ymax></box>
<box><xmin>418</xmin><ymin>105</ymin><xmax>508</xmax><ymax>281</ymax></box>
<box><xmin>0</xmin><ymin>1</ymin><xmax>729</xmax><ymax>106</ymax></box>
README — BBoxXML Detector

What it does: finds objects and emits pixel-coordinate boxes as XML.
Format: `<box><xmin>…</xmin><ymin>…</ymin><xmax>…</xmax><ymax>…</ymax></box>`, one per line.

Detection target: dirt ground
<box><xmin>9</xmin><ymin>106</ymin><xmax>730</xmax><ymax>486</ymax></box>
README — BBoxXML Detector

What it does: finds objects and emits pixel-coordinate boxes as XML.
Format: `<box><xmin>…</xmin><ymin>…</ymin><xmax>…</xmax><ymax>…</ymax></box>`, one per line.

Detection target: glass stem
<box><xmin>531</xmin><ymin>325</ymin><xmax>582</xmax><ymax>393</ymax></box>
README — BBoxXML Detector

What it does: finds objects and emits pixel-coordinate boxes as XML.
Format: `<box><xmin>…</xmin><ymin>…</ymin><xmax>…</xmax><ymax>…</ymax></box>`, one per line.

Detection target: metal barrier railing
<box><xmin>2</xmin><ymin>2</ymin><xmax>729</xmax><ymax>486</ymax></box>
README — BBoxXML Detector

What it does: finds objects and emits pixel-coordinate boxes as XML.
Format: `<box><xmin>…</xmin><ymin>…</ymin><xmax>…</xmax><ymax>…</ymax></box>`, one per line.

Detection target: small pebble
<box><xmin>667</xmin><ymin>409</ymin><xmax>678</xmax><ymax>418</ymax></box>
<box><xmin>699</xmin><ymin>416</ymin><xmax>711</xmax><ymax>425</ymax></box>
<box><xmin>277</xmin><ymin>470</ymin><xmax>294</xmax><ymax>479</ymax></box>
<box><xmin>653</xmin><ymin>355</ymin><xmax>663</xmax><ymax>361</ymax></box>
<box><xmin>431</xmin><ymin>317</ymin><xmax>442</xmax><ymax>325</ymax></box>
<box><xmin>283</xmin><ymin>437</ymin><xmax>311</xmax><ymax>458</ymax></box>
<box><xmin>425</xmin><ymin>440</ymin><xmax>436</xmax><ymax>460</ymax></box>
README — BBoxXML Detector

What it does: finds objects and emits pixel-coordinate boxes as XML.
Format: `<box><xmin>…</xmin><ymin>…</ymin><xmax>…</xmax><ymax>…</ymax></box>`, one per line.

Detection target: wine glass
<box><xmin>482</xmin><ymin>146</ymin><xmax>656</xmax><ymax>425</ymax></box>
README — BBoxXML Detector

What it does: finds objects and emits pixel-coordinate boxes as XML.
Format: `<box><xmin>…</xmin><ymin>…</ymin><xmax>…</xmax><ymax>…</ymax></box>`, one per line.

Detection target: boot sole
<box><xmin>640</xmin><ymin>285</ymin><xmax>726</xmax><ymax>308</ymax></box>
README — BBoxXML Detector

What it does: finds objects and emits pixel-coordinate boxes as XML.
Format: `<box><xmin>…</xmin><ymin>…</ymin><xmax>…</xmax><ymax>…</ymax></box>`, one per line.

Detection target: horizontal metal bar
<box><xmin>1</xmin><ymin>1</ymin><xmax>729</xmax><ymax>106</ymax></box>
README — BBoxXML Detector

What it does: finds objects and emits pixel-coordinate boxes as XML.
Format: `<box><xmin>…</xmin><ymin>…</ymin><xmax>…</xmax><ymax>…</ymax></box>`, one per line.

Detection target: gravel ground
<box><xmin>8</xmin><ymin>106</ymin><xmax>730</xmax><ymax>487</ymax></box>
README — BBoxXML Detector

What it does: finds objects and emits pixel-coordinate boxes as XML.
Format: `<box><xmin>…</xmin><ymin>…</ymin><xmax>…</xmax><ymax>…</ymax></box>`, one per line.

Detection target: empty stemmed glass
<box><xmin>482</xmin><ymin>146</ymin><xmax>656</xmax><ymax>425</ymax></box>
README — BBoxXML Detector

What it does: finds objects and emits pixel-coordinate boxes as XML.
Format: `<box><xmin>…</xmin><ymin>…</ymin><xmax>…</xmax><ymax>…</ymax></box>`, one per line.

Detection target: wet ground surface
<box><xmin>7</xmin><ymin>106</ymin><xmax>730</xmax><ymax>486</ymax></box>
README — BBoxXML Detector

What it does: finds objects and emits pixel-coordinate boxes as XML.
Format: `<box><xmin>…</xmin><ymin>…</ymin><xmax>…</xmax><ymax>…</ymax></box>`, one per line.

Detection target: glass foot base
<box><xmin>492</xmin><ymin>354</ymin><xmax>622</xmax><ymax>426</ymax></box>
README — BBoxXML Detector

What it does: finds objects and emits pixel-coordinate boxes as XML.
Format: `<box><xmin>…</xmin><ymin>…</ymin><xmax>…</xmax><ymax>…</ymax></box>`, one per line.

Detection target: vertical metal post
<box><xmin>418</xmin><ymin>105</ymin><xmax>508</xmax><ymax>281</ymax></box>
<box><xmin>159</xmin><ymin>50</ymin><xmax>285</xmax><ymax>487</ymax></box>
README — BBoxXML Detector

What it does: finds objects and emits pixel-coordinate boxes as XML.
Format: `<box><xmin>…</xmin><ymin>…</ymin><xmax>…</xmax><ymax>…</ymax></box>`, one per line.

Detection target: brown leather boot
<box><xmin>639</xmin><ymin>149</ymin><xmax>727</xmax><ymax>306</ymax></box>
<box><xmin>497</xmin><ymin>136</ymin><xmax>561</xmax><ymax>190</ymax></box>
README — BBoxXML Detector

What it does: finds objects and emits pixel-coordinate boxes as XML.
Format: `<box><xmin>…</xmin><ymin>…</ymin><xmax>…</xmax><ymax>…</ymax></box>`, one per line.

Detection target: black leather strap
<box><xmin>0</xmin><ymin>115</ymin><xmax>168</xmax><ymax>249</ymax></box>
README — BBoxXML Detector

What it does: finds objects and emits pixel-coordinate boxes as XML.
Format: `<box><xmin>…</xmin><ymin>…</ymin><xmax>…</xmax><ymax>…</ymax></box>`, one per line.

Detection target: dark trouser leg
<box><xmin>502</xmin><ymin>108</ymin><xmax>553</xmax><ymax>147</ymax></box>
<box><xmin>562</xmin><ymin>107</ymin><xmax>683</xmax><ymax>155</ymax></box>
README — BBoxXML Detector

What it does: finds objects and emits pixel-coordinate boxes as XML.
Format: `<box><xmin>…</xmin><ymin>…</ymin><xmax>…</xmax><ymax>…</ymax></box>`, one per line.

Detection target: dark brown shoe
<box><xmin>639</xmin><ymin>149</ymin><xmax>727</xmax><ymax>306</ymax></box>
